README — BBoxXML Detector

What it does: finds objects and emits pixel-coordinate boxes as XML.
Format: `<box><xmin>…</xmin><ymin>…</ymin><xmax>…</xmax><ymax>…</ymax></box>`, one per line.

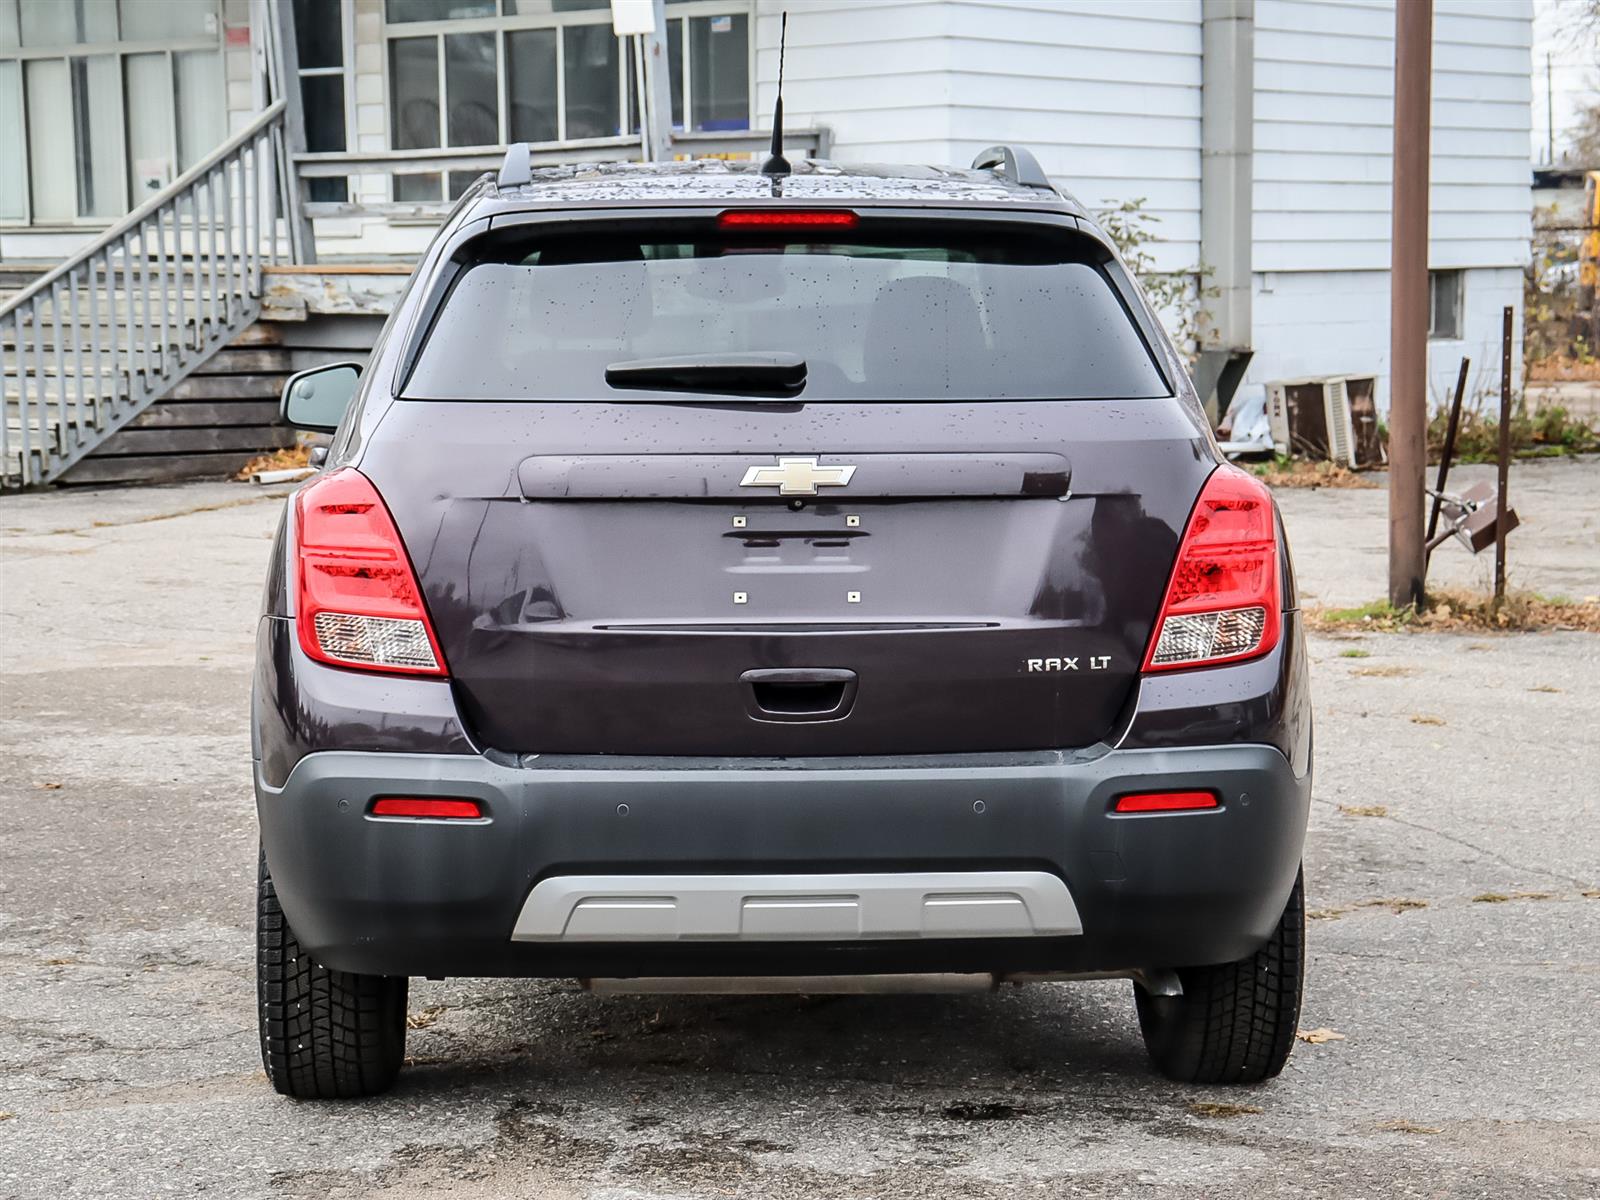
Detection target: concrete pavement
<box><xmin>1</xmin><ymin>460</ymin><xmax>1597</xmax><ymax>1199</ymax></box>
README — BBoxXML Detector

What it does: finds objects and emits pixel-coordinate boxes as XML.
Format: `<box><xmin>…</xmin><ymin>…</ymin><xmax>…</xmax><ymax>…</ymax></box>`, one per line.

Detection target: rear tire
<box><xmin>257</xmin><ymin>846</ymin><xmax>408</xmax><ymax>1098</ymax></box>
<box><xmin>1134</xmin><ymin>868</ymin><xmax>1304</xmax><ymax>1084</ymax></box>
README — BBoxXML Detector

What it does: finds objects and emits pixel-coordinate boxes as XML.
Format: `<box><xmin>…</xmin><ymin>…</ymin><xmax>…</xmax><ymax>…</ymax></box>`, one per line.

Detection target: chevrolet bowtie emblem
<box><xmin>739</xmin><ymin>457</ymin><xmax>857</xmax><ymax>496</ymax></box>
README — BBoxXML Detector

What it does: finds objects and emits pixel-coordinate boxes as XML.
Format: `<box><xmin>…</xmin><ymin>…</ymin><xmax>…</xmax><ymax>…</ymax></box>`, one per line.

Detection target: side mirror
<box><xmin>280</xmin><ymin>362</ymin><xmax>363</xmax><ymax>433</ymax></box>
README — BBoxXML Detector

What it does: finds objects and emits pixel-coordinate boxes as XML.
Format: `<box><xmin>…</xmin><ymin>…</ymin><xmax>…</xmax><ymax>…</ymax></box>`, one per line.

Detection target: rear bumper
<box><xmin>256</xmin><ymin>743</ymin><xmax>1309</xmax><ymax>978</ymax></box>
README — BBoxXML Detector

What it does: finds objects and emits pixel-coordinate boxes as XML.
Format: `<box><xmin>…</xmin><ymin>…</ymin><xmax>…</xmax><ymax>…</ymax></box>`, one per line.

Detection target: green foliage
<box><xmin>1094</xmin><ymin>198</ymin><xmax>1217</xmax><ymax>366</ymax></box>
<box><xmin>1428</xmin><ymin>401</ymin><xmax>1599</xmax><ymax>463</ymax></box>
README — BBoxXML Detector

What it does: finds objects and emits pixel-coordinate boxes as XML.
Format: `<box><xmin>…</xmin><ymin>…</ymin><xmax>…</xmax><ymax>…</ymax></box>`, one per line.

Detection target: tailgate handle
<box><xmin>741</xmin><ymin>668</ymin><xmax>858</xmax><ymax>723</ymax></box>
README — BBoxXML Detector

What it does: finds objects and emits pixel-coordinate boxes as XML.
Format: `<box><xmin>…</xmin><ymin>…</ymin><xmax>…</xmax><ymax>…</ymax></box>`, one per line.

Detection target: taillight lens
<box><xmin>293</xmin><ymin>468</ymin><xmax>446</xmax><ymax>676</ymax></box>
<box><xmin>1143</xmin><ymin>465</ymin><xmax>1281</xmax><ymax>672</ymax></box>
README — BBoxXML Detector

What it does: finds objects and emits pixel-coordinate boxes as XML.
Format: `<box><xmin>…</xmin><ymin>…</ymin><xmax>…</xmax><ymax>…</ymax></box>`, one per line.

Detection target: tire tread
<box><xmin>257</xmin><ymin>847</ymin><xmax>407</xmax><ymax>1099</ymax></box>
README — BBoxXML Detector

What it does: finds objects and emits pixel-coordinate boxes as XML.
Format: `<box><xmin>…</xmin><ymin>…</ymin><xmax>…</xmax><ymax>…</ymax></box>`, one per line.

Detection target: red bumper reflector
<box><xmin>370</xmin><ymin>797</ymin><xmax>483</xmax><ymax>820</ymax></box>
<box><xmin>1113</xmin><ymin>790</ymin><xmax>1219</xmax><ymax>814</ymax></box>
<box><xmin>718</xmin><ymin>209</ymin><xmax>858</xmax><ymax>229</ymax></box>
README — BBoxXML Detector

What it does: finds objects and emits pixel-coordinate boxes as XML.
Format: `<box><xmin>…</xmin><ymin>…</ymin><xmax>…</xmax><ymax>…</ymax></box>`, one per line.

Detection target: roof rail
<box><xmin>498</xmin><ymin>143</ymin><xmax>532</xmax><ymax>189</ymax></box>
<box><xmin>971</xmin><ymin>145</ymin><xmax>1053</xmax><ymax>191</ymax></box>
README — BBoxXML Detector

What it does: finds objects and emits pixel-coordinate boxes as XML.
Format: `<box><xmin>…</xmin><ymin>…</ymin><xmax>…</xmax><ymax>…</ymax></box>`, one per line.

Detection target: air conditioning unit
<box><xmin>1265</xmin><ymin>375</ymin><xmax>1383</xmax><ymax>468</ymax></box>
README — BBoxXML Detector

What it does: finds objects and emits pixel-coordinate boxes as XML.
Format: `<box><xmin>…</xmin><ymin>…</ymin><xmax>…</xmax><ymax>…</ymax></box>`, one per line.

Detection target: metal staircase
<box><xmin>1</xmin><ymin>101</ymin><xmax>289</xmax><ymax>490</ymax></box>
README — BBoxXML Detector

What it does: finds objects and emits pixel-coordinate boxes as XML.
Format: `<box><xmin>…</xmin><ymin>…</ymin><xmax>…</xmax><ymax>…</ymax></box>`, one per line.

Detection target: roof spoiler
<box><xmin>971</xmin><ymin>145</ymin><xmax>1054</xmax><ymax>192</ymax></box>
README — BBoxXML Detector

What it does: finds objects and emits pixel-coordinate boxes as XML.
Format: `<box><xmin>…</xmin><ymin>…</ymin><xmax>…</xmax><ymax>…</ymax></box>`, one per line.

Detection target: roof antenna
<box><xmin>761</xmin><ymin>11</ymin><xmax>791</xmax><ymax>176</ymax></box>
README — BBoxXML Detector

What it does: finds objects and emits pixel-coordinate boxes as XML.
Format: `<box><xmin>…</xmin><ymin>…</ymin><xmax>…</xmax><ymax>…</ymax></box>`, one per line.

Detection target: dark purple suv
<box><xmin>254</xmin><ymin>148</ymin><xmax>1310</xmax><ymax>1099</ymax></box>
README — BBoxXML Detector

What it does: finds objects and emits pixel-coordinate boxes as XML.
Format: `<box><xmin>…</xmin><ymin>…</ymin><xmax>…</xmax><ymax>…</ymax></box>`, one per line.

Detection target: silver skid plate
<box><xmin>510</xmin><ymin>871</ymin><xmax>1082</xmax><ymax>943</ymax></box>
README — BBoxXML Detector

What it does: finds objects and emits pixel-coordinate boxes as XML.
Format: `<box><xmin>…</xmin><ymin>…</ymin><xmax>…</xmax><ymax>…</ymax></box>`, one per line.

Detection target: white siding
<box><xmin>758</xmin><ymin>0</ymin><xmax>1204</xmax><ymax>272</ymax></box>
<box><xmin>1247</xmin><ymin>265</ymin><xmax>1524</xmax><ymax>414</ymax></box>
<box><xmin>755</xmin><ymin>1</ymin><xmax>958</xmax><ymax>162</ymax></box>
<box><xmin>1254</xmin><ymin>0</ymin><xmax>1533</xmax><ymax>273</ymax></box>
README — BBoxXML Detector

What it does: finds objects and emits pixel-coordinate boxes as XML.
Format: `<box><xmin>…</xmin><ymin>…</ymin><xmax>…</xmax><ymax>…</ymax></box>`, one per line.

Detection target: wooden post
<box><xmin>1387</xmin><ymin>0</ymin><xmax>1432</xmax><ymax>610</ymax></box>
<box><xmin>268</xmin><ymin>0</ymin><xmax>316</xmax><ymax>265</ymax></box>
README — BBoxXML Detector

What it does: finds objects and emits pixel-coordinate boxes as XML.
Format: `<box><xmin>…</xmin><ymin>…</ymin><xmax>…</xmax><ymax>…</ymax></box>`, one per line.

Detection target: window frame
<box><xmin>0</xmin><ymin>0</ymin><xmax>226</xmax><ymax>229</ymax></box>
<box><xmin>294</xmin><ymin>0</ymin><xmax>357</xmax><ymax>204</ymax></box>
<box><xmin>380</xmin><ymin>0</ymin><xmax>754</xmax><ymax>203</ymax></box>
<box><xmin>1427</xmin><ymin>268</ymin><xmax>1465</xmax><ymax>342</ymax></box>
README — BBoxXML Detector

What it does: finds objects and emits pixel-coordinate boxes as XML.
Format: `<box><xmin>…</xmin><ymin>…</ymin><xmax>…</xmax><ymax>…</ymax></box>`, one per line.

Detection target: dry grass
<box><xmin>1527</xmin><ymin>355</ymin><xmax>1600</xmax><ymax>383</ymax></box>
<box><xmin>1472</xmin><ymin>891</ymin><xmax>1555</xmax><ymax>904</ymax></box>
<box><xmin>234</xmin><ymin>443</ymin><xmax>313</xmax><ymax>481</ymax></box>
<box><xmin>1377</xmin><ymin>1119</ymin><xmax>1442</xmax><ymax>1135</ymax></box>
<box><xmin>1306</xmin><ymin>589</ymin><xmax>1600</xmax><ymax>634</ymax></box>
<box><xmin>1252</xmin><ymin>459</ymin><xmax>1378</xmax><ymax>489</ymax></box>
<box><xmin>1189</xmin><ymin>1101</ymin><xmax>1264</xmax><ymax>1118</ymax></box>
<box><xmin>1338</xmin><ymin>804</ymin><xmax>1390</xmax><ymax>818</ymax></box>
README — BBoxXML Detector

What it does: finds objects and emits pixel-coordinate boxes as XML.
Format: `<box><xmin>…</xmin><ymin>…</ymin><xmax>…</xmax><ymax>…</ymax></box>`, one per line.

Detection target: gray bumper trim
<box><xmin>511</xmin><ymin>871</ymin><xmax>1083</xmax><ymax>943</ymax></box>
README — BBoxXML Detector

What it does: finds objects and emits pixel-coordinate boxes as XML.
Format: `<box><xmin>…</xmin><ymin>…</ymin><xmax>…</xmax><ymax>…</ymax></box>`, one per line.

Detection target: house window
<box><xmin>383</xmin><ymin>0</ymin><xmax>752</xmax><ymax>202</ymax></box>
<box><xmin>0</xmin><ymin>0</ymin><xmax>225</xmax><ymax>225</ymax></box>
<box><xmin>1428</xmin><ymin>270</ymin><xmax>1463</xmax><ymax>340</ymax></box>
<box><xmin>293</xmin><ymin>0</ymin><xmax>353</xmax><ymax>204</ymax></box>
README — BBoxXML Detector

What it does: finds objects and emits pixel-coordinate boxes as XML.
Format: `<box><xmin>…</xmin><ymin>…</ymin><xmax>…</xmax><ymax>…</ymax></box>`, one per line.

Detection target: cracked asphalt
<box><xmin>1</xmin><ymin>457</ymin><xmax>1597</xmax><ymax>1199</ymax></box>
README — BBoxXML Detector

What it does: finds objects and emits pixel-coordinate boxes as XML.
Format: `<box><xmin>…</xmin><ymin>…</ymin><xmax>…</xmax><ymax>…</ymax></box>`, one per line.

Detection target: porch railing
<box><xmin>0</xmin><ymin>101</ymin><xmax>289</xmax><ymax>490</ymax></box>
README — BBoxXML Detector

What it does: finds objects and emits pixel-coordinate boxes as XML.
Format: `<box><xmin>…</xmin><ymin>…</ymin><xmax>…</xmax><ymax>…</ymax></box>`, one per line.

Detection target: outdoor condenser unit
<box><xmin>1265</xmin><ymin>375</ymin><xmax>1383</xmax><ymax>468</ymax></box>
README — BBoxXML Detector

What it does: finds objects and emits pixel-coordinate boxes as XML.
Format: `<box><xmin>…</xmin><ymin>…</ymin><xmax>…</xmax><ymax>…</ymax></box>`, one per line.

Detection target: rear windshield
<box><xmin>403</xmin><ymin>226</ymin><xmax>1171</xmax><ymax>401</ymax></box>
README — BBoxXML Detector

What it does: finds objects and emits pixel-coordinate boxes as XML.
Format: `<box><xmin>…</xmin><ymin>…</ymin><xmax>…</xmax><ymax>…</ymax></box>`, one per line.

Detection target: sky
<box><xmin>1531</xmin><ymin>0</ymin><xmax>1600</xmax><ymax>163</ymax></box>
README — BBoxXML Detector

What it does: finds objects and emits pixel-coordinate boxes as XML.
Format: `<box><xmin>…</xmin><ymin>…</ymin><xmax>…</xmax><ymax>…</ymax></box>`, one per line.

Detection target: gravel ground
<box><xmin>1</xmin><ymin>458</ymin><xmax>1597</xmax><ymax>1199</ymax></box>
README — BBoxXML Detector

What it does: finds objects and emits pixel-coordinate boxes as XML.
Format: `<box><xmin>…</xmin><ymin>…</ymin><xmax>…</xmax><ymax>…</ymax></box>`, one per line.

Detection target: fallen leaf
<box><xmin>42</xmin><ymin>957</ymin><xmax>76</xmax><ymax>966</ymax></box>
<box><xmin>36</xmin><ymin>782</ymin><xmax>62</xmax><ymax>790</ymax></box>
<box><xmin>1338</xmin><ymin>803</ymin><xmax>1389</xmax><ymax>818</ymax></box>
<box><xmin>1189</xmin><ymin>1101</ymin><xmax>1263</xmax><ymax>1118</ymax></box>
<box><xmin>0</xmin><ymin>1112</ymin><xmax>13</xmax><ymax>1121</ymax></box>
<box><xmin>1582</xmin><ymin>890</ymin><xmax>1600</xmax><ymax>900</ymax></box>
<box><xmin>1409</xmin><ymin>714</ymin><xmax>1446</xmax><ymax>726</ymax></box>
<box><xmin>406</xmin><ymin>1004</ymin><xmax>448</xmax><ymax>1030</ymax></box>
<box><xmin>1377</xmin><ymin>1119</ymin><xmax>1440</xmax><ymax>1135</ymax></box>
<box><xmin>1296</xmin><ymin>1028</ymin><xmax>1347</xmax><ymax>1045</ymax></box>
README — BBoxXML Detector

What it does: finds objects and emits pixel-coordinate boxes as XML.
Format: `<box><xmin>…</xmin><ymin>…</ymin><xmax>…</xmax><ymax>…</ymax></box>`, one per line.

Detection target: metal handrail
<box><xmin>0</xmin><ymin>101</ymin><xmax>287</xmax><ymax>318</ymax></box>
<box><xmin>1</xmin><ymin>102</ymin><xmax>289</xmax><ymax>488</ymax></box>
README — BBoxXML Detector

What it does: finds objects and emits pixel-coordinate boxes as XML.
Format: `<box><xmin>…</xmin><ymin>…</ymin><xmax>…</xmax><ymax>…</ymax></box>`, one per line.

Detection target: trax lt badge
<box><xmin>739</xmin><ymin>457</ymin><xmax>856</xmax><ymax>496</ymax></box>
<box><xmin>1027</xmin><ymin>656</ymin><xmax>1112</xmax><ymax>672</ymax></box>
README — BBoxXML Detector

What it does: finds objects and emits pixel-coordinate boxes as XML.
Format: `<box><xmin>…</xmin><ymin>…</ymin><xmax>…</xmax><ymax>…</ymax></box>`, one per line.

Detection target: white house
<box><xmin>1</xmin><ymin>0</ymin><xmax>1533</xmax><ymax>425</ymax></box>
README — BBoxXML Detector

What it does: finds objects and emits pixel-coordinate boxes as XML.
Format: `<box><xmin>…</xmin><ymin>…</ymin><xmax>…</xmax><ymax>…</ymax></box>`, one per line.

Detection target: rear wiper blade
<box><xmin>604</xmin><ymin>353</ymin><xmax>806</xmax><ymax>398</ymax></box>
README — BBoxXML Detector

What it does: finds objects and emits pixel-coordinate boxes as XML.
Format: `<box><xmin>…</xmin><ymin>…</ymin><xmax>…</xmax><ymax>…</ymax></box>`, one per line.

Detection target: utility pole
<box><xmin>1388</xmin><ymin>0</ymin><xmax>1431</xmax><ymax>610</ymax></box>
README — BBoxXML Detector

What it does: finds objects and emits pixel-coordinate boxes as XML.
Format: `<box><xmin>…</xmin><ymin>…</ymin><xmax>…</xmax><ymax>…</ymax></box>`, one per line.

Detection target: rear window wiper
<box><xmin>603</xmin><ymin>353</ymin><xmax>806</xmax><ymax>399</ymax></box>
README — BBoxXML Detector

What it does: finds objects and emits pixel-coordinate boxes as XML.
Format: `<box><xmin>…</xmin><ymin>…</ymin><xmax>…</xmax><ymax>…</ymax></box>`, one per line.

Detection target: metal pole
<box><xmin>1387</xmin><ymin>0</ymin><xmax>1432</xmax><ymax>610</ymax></box>
<box><xmin>1494</xmin><ymin>305</ymin><xmax>1513</xmax><ymax>605</ymax></box>
<box><xmin>640</xmin><ymin>0</ymin><xmax>673</xmax><ymax>162</ymax></box>
<box><xmin>1546</xmin><ymin>52</ymin><xmax>1554</xmax><ymax>165</ymax></box>
<box><xmin>1425</xmin><ymin>355</ymin><xmax>1468</xmax><ymax>561</ymax></box>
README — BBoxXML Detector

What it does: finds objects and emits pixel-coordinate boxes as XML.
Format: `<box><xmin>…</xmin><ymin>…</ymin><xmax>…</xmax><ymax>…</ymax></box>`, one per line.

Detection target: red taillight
<box><xmin>293</xmin><ymin>468</ymin><xmax>446</xmax><ymax>676</ymax></box>
<box><xmin>370</xmin><ymin>797</ymin><xmax>483</xmax><ymax>820</ymax></box>
<box><xmin>1114</xmin><ymin>790</ymin><xmax>1219</xmax><ymax>814</ymax></box>
<box><xmin>718</xmin><ymin>209</ymin><xmax>858</xmax><ymax>229</ymax></box>
<box><xmin>1142</xmin><ymin>465</ymin><xmax>1281</xmax><ymax>672</ymax></box>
